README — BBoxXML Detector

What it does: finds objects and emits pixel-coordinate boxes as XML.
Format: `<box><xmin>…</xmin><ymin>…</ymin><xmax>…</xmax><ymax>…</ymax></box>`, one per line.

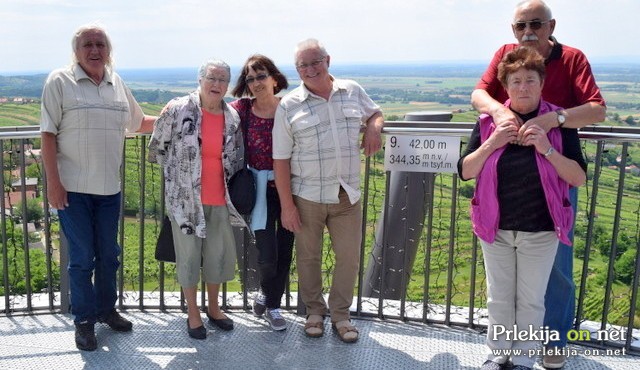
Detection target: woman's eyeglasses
<box><xmin>245</xmin><ymin>74</ymin><xmax>270</xmax><ymax>85</ymax></box>
<box><xmin>513</xmin><ymin>20</ymin><xmax>550</xmax><ymax>31</ymax></box>
<box><xmin>204</xmin><ymin>76</ymin><xmax>229</xmax><ymax>84</ymax></box>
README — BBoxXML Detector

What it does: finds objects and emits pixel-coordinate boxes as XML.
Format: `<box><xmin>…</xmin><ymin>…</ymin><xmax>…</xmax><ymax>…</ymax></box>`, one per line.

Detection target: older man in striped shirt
<box><xmin>273</xmin><ymin>38</ymin><xmax>384</xmax><ymax>344</ymax></box>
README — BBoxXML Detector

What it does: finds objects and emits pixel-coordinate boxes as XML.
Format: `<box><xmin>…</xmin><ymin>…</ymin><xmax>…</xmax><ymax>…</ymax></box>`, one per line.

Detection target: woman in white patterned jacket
<box><xmin>148</xmin><ymin>59</ymin><xmax>247</xmax><ymax>340</ymax></box>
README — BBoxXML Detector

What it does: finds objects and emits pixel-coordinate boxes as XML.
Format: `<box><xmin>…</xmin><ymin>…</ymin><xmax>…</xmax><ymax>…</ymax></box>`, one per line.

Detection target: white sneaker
<box><xmin>253</xmin><ymin>292</ymin><xmax>266</xmax><ymax>317</ymax></box>
<box><xmin>264</xmin><ymin>308</ymin><xmax>287</xmax><ymax>331</ymax></box>
<box><xmin>543</xmin><ymin>353</ymin><xmax>567</xmax><ymax>369</ymax></box>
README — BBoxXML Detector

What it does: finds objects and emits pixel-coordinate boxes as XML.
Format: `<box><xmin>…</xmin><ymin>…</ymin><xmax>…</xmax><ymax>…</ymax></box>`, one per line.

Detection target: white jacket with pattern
<box><xmin>148</xmin><ymin>90</ymin><xmax>247</xmax><ymax>238</ymax></box>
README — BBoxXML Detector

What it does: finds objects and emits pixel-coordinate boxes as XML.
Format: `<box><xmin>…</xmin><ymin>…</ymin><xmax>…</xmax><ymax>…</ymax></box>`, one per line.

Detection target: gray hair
<box><xmin>514</xmin><ymin>0</ymin><xmax>553</xmax><ymax>21</ymax></box>
<box><xmin>294</xmin><ymin>38</ymin><xmax>328</xmax><ymax>62</ymax></box>
<box><xmin>198</xmin><ymin>59</ymin><xmax>231</xmax><ymax>81</ymax></box>
<box><xmin>71</xmin><ymin>23</ymin><xmax>113</xmax><ymax>67</ymax></box>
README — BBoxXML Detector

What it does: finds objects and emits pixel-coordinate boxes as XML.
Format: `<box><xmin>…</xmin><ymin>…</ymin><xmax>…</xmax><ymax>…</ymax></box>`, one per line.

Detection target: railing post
<box><xmin>59</xmin><ymin>229</ymin><xmax>70</xmax><ymax>313</ymax></box>
<box><xmin>362</xmin><ymin>112</ymin><xmax>452</xmax><ymax>301</ymax></box>
<box><xmin>234</xmin><ymin>226</ymin><xmax>259</xmax><ymax>303</ymax></box>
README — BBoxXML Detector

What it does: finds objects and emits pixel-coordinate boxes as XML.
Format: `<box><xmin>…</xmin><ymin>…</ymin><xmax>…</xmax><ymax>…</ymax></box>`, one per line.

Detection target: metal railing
<box><xmin>1</xmin><ymin>123</ymin><xmax>639</xmax><ymax>355</ymax></box>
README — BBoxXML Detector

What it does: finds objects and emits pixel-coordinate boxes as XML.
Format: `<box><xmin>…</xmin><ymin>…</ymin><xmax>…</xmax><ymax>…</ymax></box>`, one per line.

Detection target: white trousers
<box><xmin>481</xmin><ymin>229</ymin><xmax>558</xmax><ymax>368</ymax></box>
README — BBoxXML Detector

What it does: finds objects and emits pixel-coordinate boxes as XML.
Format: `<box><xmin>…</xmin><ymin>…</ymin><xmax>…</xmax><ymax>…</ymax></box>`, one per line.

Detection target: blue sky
<box><xmin>0</xmin><ymin>0</ymin><xmax>638</xmax><ymax>74</ymax></box>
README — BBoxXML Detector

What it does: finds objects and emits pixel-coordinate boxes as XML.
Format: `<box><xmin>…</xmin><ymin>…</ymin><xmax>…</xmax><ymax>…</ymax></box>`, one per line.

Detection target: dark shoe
<box><xmin>264</xmin><ymin>308</ymin><xmax>287</xmax><ymax>331</ymax></box>
<box><xmin>480</xmin><ymin>360</ymin><xmax>503</xmax><ymax>370</ymax></box>
<box><xmin>187</xmin><ymin>319</ymin><xmax>206</xmax><ymax>340</ymax></box>
<box><xmin>207</xmin><ymin>313</ymin><xmax>234</xmax><ymax>331</ymax></box>
<box><xmin>253</xmin><ymin>291</ymin><xmax>266</xmax><ymax>317</ymax></box>
<box><xmin>75</xmin><ymin>321</ymin><xmax>97</xmax><ymax>351</ymax></box>
<box><xmin>98</xmin><ymin>309</ymin><xmax>133</xmax><ymax>332</ymax></box>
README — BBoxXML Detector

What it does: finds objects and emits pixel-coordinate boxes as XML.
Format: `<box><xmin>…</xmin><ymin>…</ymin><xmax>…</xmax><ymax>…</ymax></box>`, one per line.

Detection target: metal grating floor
<box><xmin>0</xmin><ymin>311</ymin><xmax>638</xmax><ymax>369</ymax></box>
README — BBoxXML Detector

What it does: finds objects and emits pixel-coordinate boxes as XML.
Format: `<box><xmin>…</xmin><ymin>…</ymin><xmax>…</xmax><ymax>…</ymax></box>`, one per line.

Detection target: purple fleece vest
<box><xmin>470</xmin><ymin>99</ymin><xmax>573</xmax><ymax>245</ymax></box>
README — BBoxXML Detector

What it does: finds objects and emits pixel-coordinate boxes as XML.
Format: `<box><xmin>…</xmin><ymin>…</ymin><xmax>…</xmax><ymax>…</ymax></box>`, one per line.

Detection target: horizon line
<box><xmin>2</xmin><ymin>58</ymin><xmax>640</xmax><ymax>76</ymax></box>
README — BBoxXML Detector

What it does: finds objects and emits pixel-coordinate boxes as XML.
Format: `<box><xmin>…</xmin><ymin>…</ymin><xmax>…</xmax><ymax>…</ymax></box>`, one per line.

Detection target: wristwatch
<box><xmin>543</xmin><ymin>147</ymin><xmax>555</xmax><ymax>158</ymax></box>
<box><xmin>556</xmin><ymin>109</ymin><xmax>567</xmax><ymax>128</ymax></box>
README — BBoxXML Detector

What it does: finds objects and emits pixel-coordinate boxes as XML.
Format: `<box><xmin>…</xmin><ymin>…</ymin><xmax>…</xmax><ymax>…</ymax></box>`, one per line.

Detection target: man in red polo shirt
<box><xmin>471</xmin><ymin>1</ymin><xmax>605</xmax><ymax>369</ymax></box>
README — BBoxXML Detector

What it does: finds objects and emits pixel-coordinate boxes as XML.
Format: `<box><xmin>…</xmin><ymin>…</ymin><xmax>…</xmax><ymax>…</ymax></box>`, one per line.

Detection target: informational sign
<box><xmin>384</xmin><ymin>135</ymin><xmax>461</xmax><ymax>173</ymax></box>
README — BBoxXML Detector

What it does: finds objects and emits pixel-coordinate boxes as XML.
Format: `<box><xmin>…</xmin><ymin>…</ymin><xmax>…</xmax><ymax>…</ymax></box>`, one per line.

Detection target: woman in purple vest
<box><xmin>457</xmin><ymin>47</ymin><xmax>586</xmax><ymax>370</ymax></box>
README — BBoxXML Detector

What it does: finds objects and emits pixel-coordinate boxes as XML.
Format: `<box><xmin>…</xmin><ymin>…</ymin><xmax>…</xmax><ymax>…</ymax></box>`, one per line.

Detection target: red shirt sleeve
<box><xmin>565</xmin><ymin>47</ymin><xmax>606</xmax><ymax>108</ymax></box>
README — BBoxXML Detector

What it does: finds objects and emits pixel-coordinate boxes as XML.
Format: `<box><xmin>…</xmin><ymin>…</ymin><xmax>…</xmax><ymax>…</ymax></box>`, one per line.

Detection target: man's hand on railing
<box><xmin>361</xmin><ymin>112</ymin><xmax>384</xmax><ymax>156</ymax></box>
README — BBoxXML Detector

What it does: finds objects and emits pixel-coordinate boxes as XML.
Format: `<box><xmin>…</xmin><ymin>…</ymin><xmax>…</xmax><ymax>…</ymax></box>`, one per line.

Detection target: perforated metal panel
<box><xmin>0</xmin><ymin>311</ymin><xmax>638</xmax><ymax>369</ymax></box>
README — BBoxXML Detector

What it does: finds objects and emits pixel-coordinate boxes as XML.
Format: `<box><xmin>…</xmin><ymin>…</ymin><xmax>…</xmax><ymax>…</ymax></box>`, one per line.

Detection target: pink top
<box><xmin>200</xmin><ymin>109</ymin><xmax>225</xmax><ymax>206</ymax></box>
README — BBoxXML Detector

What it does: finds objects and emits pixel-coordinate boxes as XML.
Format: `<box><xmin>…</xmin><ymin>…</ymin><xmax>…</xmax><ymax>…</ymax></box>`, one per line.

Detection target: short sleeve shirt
<box><xmin>40</xmin><ymin>64</ymin><xmax>144</xmax><ymax>195</ymax></box>
<box><xmin>272</xmin><ymin>78</ymin><xmax>381</xmax><ymax>204</ymax></box>
<box><xmin>229</xmin><ymin>98</ymin><xmax>274</xmax><ymax>170</ymax></box>
<box><xmin>476</xmin><ymin>38</ymin><xmax>605</xmax><ymax>109</ymax></box>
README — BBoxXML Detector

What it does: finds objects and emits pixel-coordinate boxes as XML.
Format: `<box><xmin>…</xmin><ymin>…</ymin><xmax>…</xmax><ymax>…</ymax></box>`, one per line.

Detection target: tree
<box><xmin>614</xmin><ymin>249</ymin><xmax>637</xmax><ymax>284</ymax></box>
<box><xmin>385</xmin><ymin>114</ymin><xmax>401</xmax><ymax>121</ymax></box>
<box><xmin>459</xmin><ymin>184</ymin><xmax>474</xmax><ymax>199</ymax></box>
<box><xmin>624</xmin><ymin>116</ymin><xmax>636</xmax><ymax>126</ymax></box>
<box><xmin>0</xmin><ymin>219</ymin><xmax>59</xmax><ymax>295</ymax></box>
<box><xmin>14</xmin><ymin>198</ymin><xmax>44</xmax><ymax>224</ymax></box>
<box><xmin>25</xmin><ymin>162</ymin><xmax>41</xmax><ymax>179</ymax></box>
<box><xmin>612</xmin><ymin>113</ymin><xmax>621</xmax><ymax>122</ymax></box>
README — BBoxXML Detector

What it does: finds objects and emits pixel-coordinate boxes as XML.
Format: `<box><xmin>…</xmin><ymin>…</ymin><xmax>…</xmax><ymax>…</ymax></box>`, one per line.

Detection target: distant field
<box><xmin>354</xmin><ymin>76</ymin><xmax>477</xmax><ymax>91</ymax></box>
<box><xmin>379</xmin><ymin>101</ymin><xmax>473</xmax><ymax>119</ymax></box>
<box><xmin>1</xmin><ymin>70</ymin><xmax>638</xmax><ymax>124</ymax></box>
<box><xmin>0</xmin><ymin>103</ymin><xmax>40</xmax><ymax>126</ymax></box>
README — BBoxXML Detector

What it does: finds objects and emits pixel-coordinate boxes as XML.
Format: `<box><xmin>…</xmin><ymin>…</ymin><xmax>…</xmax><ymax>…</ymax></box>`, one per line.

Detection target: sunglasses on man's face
<box><xmin>513</xmin><ymin>20</ymin><xmax>550</xmax><ymax>31</ymax></box>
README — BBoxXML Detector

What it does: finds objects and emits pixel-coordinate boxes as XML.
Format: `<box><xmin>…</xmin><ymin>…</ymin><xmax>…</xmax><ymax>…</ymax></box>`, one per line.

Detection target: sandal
<box><xmin>304</xmin><ymin>315</ymin><xmax>324</xmax><ymax>338</ymax></box>
<box><xmin>332</xmin><ymin>321</ymin><xmax>359</xmax><ymax>343</ymax></box>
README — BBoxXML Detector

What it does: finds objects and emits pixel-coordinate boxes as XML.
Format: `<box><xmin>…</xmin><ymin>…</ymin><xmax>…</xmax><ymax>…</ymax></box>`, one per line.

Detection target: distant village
<box><xmin>0</xmin><ymin>96</ymin><xmax>39</xmax><ymax>104</ymax></box>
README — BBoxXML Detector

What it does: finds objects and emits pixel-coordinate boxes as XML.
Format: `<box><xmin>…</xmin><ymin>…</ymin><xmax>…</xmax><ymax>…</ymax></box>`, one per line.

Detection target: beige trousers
<box><xmin>293</xmin><ymin>189</ymin><xmax>362</xmax><ymax>323</ymax></box>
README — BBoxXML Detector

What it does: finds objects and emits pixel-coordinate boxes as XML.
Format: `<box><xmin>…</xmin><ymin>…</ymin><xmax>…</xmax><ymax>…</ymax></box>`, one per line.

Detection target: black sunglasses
<box><xmin>513</xmin><ymin>20</ymin><xmax>550</xmax><ymax>31</ymax></box>
<box><xmin>245</xmin><ymin>74</ymin><xmax>269</xmax><ymax>85</ymax></box>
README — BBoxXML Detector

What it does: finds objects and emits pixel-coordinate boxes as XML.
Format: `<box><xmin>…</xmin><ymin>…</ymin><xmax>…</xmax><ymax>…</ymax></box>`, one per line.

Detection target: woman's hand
<box><xmin>488</xmin><ymin>120</ymin><xmax>519</xmax><ymax>148</ymax></box>
<box><xmin>520</xmin><ymin>124</ymin><xmax>552</xmax><ymax>154</ymax></box>
<box><xmin>517</xmin><ymin>112</ymin><xmax>554</xmax><ymax>143</ymax></box>
<box><xmin>522</xmin><ymin>123</ymin><xmax>586</xmax><ymax>186</ymax></box>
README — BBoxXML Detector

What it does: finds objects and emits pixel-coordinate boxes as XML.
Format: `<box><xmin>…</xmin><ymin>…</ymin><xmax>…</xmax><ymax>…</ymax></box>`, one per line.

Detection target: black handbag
<box><xmin>228</xmin><ymin>111</ymin><xmax>256</xmax><ymax>216</ymax></box>
<box><xmin>228</xmin><ymin>164</ymin><xmax>256</xmax><ymax>215</ymax></box>
<box><xmin>155</xmin><ymin>216</ymin><xmax>176</xmax><ymax>263</ymax></box>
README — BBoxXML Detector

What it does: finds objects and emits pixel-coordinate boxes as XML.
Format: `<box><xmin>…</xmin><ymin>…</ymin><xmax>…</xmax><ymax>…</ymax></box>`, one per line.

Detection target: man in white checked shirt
<box><xmin>273</xmin><ymin>38</ymin><xmax>384</xmax><ymax>344</ymax></box>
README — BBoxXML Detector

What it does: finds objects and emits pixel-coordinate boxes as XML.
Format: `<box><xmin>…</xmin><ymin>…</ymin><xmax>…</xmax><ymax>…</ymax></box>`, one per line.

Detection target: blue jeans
<box><xmin>58</xmin><ymin>192</ymin><xmax>121</xmax><ymax>324</ymax></box>
<box><xmin>543</xmin><ymin>186</ymin><xmax>578</xmax><ymax>348</ymax></box>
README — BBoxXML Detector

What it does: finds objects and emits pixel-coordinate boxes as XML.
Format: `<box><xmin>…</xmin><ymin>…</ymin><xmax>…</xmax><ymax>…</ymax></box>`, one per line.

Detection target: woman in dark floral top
<box><xmin>230</xmin><ymin>55</ymin><xmax>293</xmax><ymax>331</ymax></box>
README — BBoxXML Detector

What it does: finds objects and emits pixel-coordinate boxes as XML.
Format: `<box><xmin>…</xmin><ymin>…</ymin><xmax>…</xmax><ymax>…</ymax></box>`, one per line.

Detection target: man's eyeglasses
<box><xmin>204</xmin><ymin>76</ymin><xmax>229</xmax><ymax>84</ymax></box>
<box><xmin>513</xmin><ymin>20</ymin><xmax>550</xmax><ymax>31</ymax></box>
<box><xmin>245</xmin><ymin>74</ymin><xmax>269</xmax><ymax>85</ymax></box>
<box><xmin>296</xmin><ymin>57</ymin><xmax>326</xmax><ymax>71</ymax></box>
